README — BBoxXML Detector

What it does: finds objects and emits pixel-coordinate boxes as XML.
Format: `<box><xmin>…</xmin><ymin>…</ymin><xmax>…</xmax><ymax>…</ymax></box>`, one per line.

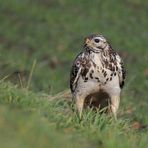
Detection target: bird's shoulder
<box><xmin>108</xmin><ymin>48</ymin><xmax>126</xmax><ymax>88</ymax></box>
<box><xmin>70</xmin><ymin>52</ymin><xmax>83</xmax><ymax>93</ymax></box>
<box><xmin>116</xmin><ymin>54</ymin><xmax>126</xmax><ymax>88</ymax></box>
<box><xmin>70</xmin><ymin>51</ymin><xmax>91</xmax><ymax>93</ymax></box>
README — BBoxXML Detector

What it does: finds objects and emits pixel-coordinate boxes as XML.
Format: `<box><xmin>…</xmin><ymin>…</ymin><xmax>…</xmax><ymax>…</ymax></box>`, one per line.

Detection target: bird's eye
<box><xmin>94</xmin><ymin>39</ymin><xmax>100</xmax><ymax>43</ymax></box>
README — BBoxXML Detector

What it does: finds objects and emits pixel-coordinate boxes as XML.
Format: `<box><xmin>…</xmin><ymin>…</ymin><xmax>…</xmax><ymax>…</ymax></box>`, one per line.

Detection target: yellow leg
<box><xmin>110</xmin><ymin>95</ymin><xmax>120</xmax><ymax>120</ymax></box>
<box><xmin>76</xmin><ymin>95</ymin><xmax>85</xmax><ymax>119</ymax></box>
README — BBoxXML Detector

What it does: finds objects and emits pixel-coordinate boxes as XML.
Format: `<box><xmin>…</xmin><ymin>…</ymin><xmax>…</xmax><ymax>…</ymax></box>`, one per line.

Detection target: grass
<box><xmin>0</xmin><ymin>81</ymin><xmax>147</xmax><ymax>148</ymax></box>
<box><xmin>0</xmin><ymin>0</ymin><xmax>148</xmax><ymax>147</ymax></box>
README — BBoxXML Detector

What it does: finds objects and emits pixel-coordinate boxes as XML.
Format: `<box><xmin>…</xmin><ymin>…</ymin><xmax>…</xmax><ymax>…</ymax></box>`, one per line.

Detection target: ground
<box><xmin>0</xmin><ymin>0</ymin><xmax>148</xmax><ymax>148</ymax></box>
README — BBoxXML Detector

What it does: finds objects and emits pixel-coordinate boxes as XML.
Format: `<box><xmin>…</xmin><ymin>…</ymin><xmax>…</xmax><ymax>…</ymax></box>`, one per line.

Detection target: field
<box><xmin>0</xmin><ymin>0</ymin><xmax>148</xmax><ymax>147</ymax></box>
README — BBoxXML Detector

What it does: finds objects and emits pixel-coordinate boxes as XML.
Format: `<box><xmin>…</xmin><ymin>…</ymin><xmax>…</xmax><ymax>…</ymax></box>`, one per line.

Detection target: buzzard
<box><xmin>70</xmin><ymin>34</ymin><xmax>125</xmax><ymax>119</ymax></box>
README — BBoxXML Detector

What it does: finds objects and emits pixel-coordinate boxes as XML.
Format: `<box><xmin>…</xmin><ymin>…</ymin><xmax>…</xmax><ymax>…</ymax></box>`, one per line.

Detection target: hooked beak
<box><xmin>84</xmin><ymin>38</ymin><xmax>92</xmax><ymax>48</ymax></box>
<box><xmin>85</xmin><ymin>38</ymin><xmax>91</xmax><ymax>44</ymax></box>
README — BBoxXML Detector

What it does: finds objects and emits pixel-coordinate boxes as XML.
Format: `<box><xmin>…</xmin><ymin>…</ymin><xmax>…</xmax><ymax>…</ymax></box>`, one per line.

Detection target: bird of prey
<box><xmin>70</xmin><ymin>34</ymin><xmax>125</xmax><ymax>119</ymax></box>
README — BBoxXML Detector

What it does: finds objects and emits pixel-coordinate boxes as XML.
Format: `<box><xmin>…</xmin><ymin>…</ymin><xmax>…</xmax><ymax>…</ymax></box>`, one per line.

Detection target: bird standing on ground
<box><xmin>70</xmin><ymin>34</ymin><xmax>125</xmax><ymax>119</ymax></box>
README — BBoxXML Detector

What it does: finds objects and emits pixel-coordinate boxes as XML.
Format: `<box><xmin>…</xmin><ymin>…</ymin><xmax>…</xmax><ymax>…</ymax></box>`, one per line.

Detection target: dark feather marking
<box><xmin>95</xmin><ymin>77</ymin><xmax>100</xmax><ymax>82</ymax></box>
<box><xmin>82</xmin><ymin>68</ymin><xmax>89</xmax><ymax>77</ymax></box>
<box><xmin>89</xmin><ymin>73</ymin><xmax>93</xmax><ymax>79</ymax></box>
<box><xmin>119</xmin><ymin>62</ymin><xmax>126</xmax><ymax>88</ymax></box>
<box><xmin>116</xmin><ymin>66</ymin><xmax>118</xmax><ymax>71</ymax></box>
<box><xmin>103</xmin><ymin>72</ymin><xmax>107</xmax><ymax>77</ymax></box>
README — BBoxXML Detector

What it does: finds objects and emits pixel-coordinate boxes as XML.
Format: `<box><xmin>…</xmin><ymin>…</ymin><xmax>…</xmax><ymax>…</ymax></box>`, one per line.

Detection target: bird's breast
<box><xmin>81</xmin><ymin>54</ymin><xmax>116</xmax><ymax>86</ymax></box>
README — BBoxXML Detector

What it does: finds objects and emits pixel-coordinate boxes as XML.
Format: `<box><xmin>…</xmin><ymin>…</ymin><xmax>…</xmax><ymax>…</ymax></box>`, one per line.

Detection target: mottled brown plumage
<box><xmin>70</xmin><ymin>34</ymin><xmax>125</xmax><ymax>119</ymax></box>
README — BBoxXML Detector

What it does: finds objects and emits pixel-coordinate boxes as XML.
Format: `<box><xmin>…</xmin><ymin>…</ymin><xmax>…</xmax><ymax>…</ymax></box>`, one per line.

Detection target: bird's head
<box><xmin>84</xmin><ymin>34</ymin><xmax>108</xmax><ymax>53</ymax></box>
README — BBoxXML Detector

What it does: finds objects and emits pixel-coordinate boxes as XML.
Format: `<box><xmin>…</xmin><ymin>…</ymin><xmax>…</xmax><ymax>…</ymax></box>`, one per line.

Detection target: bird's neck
<box><xmin>84</xmin><ymin>44</ymin><xmax>114</xmax><ymax>62</ymax></box>
<box><xmin>101</xmin><ymin>45</ymin><xmax>116</xmax><ymax>66</ymax></box>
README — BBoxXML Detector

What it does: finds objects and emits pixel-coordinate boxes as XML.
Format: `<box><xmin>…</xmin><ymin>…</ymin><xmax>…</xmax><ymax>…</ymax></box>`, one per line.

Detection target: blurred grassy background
<box><xmin>0</xmin><ymin>0</ymin><xmax>148</xmax><ymax>147</ymax></box>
